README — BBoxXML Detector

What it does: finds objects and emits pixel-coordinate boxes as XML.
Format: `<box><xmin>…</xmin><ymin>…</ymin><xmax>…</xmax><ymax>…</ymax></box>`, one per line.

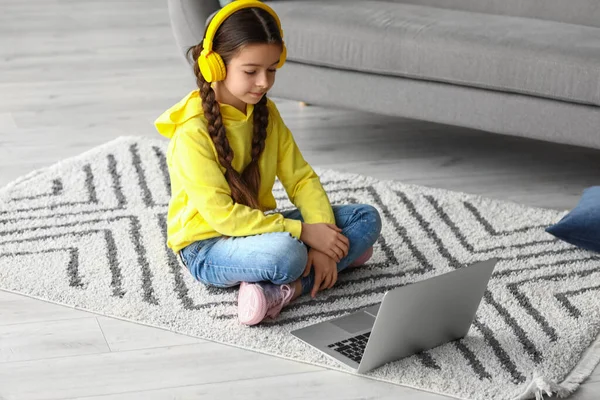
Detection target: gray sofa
<box><xmin>168</xmin><ymin>0</ymin><xmax>600</xmax><ymax>150</ymax></box>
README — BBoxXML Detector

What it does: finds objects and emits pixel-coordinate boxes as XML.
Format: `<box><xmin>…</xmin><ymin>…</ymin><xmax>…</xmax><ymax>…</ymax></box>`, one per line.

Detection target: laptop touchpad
<box><xmin>330</xmin><ymin>312</ymin><xmax>376</xmax><ymax>334</ymax></box>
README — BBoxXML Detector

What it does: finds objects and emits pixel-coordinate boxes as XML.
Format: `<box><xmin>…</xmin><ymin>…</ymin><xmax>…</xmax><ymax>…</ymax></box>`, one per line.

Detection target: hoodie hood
<box><xmin>154</xmin><ymin>90</ymin><xmax>204</xmax><ymax>139</ymax></box>
<box><xmin>155</xmin><ymin>90</ymin><xmax>255</xmax><ymax>139</ymax></box>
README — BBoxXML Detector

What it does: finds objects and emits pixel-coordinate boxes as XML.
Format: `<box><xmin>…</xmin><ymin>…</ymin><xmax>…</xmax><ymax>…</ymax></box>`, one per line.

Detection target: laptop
<box><xmin>291</xmin><ymin>258</ymin><xmax>498</xmax><ymax>373</ymax></box>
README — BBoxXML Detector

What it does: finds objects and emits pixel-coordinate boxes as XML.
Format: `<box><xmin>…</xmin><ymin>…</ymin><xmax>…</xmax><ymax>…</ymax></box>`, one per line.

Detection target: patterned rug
<box><xmin>0</xmin><ymin>136</ymin><xmax>598</xmax><ymax>400</ymax></box>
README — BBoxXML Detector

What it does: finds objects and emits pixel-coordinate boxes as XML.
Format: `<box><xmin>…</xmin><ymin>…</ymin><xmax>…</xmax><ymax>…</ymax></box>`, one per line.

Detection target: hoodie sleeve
<box><xmin>170</xmin><ymin>128</ymin><xmax>303</xmax><ymax>238</ymax></box>
<box><xmin>269</xmin><ymin>101</ymin><xmax>335</xmax><ymax>225</ymax></box>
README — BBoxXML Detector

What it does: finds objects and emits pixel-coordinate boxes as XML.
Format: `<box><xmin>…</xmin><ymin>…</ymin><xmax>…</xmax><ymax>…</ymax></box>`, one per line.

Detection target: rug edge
<box><xmin>0</xmin><ymin>135</ymin><xmax>567</xmax><ymax>217</ymax></box>
<box><xmin>512</xmin><ymin>331</ymin><xmax>600</xmax><ymax>400</ymax></box>
<box><xmin>0</xmin><ymin>135</ymin><xmax>164</xmax><ymax>197</ymax></box>
<box><xmin>559</xmin><ymin>332</ymin><xmax>600</xmax><ymax>393</ymax></box>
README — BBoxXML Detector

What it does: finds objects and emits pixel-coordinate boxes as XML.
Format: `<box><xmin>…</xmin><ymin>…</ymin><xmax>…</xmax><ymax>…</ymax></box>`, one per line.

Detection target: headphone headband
<box><xmin>203</xmin><ymin>0</ymin><xmax>284</xmax><ymax>53</ymax></box>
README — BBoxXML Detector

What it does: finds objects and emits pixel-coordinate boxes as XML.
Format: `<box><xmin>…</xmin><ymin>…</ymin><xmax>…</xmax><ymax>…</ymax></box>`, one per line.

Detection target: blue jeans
<box><xmin>180</xmin><ymin>204</ymin><xmax>382</xmax><ymax>296</ymax></box>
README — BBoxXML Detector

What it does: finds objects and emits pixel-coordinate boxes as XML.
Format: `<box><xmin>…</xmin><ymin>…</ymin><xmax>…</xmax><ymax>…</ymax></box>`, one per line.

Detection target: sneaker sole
<box><xmin>350</xmin><ymin>246</ymin><xmax>374</xmax><ymax>267</ymax></box>
<box><xmin>237</xmin><ymin>282</ymin><xmax>267</xmax><ymax>326</ymax></box>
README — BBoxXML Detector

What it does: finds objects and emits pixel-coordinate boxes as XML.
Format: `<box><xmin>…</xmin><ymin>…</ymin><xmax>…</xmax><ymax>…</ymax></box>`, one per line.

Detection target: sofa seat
<box><xmin>268</xmin><ymin>1</ymin><xmax>600</xmax><ymax>106</ymax></box>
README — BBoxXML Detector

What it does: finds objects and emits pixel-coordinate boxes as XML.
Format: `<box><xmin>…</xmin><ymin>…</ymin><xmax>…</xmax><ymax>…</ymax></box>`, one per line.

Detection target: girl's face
<box><xmin>215</xmin><ymin>43</ymin><xmax>283</xmax><ymax>112</ymax></box>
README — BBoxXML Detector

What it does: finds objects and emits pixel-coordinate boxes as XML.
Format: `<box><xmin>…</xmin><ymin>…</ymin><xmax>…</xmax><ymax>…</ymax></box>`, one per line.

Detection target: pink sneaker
<box><xmin>237</xmin><ymin>282</ymin><xmax>295</xmax><ymax>326</ymax></box>
<box><xmin>349</xmin><ymin>246</ymin><xmax>373</xmax><ymax>267</ymax></box>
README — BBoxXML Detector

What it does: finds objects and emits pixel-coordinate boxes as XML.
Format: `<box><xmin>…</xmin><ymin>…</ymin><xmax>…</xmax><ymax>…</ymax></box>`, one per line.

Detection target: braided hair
<box><xmin>186</xmin><ymin>8</ymin><xmax>281</xmax><ymax>210</ymax></box>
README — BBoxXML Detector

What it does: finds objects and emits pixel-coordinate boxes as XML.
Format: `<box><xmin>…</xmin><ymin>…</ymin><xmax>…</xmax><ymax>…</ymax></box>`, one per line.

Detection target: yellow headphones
<box><xmin>198</xmin><ymin>0</ymin><xmax>287</xmax><ymax>83</ymax></box>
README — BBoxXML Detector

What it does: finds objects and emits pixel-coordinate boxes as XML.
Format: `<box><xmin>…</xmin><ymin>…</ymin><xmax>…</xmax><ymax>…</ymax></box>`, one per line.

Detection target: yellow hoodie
<box><xmin>155</xmin><ymin>90</ymin><xmax>335</xmax><ymax>253</ymax></box>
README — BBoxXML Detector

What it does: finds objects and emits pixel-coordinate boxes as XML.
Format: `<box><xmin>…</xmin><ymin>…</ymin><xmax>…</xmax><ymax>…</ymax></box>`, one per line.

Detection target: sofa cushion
<box><xmin>385</xmin><ymin>0</ymin><xmax>600</xmax><ymax>29</ymax></box>
<box><xmin>268</xmin><ymin>1</ymin><xmax>600</xmax><ymax>106</ymax></box>
<box><xmin>546</xmin><ymin>187</ymin><xmax>600</xmax><ymax>253</ymax></box>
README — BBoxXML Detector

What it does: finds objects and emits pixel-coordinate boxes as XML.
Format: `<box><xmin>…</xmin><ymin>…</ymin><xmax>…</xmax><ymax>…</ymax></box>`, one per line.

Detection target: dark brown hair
<box><xmin>187</xmin><ymin>8</ymin><xmax>283</xmax><ymax>210</ymax></box>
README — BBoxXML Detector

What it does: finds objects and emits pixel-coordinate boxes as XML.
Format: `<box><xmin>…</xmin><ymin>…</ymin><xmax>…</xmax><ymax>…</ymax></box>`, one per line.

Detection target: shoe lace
<box><xmin>262</xmin><ymin>283</ymin><xmax>294</xmax><ymax>318</ymax></box>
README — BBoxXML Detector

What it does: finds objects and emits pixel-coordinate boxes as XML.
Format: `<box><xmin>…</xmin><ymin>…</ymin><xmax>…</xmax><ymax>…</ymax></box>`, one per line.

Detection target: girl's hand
<box><xmin>300</xmin><ymin>223</ymin><xmax>350</xmax><ymax>262</ymax></box>
<box><xmin>303</xmin><ymin>249</ymin><xmax>338</xmax><ymax>298</ymax></box>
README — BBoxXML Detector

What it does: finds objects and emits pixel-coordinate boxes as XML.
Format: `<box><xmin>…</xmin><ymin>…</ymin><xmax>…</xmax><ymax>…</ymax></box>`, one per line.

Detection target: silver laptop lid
<box><xmin>357</xmin><ymin>258</ymin><xmax>498</xmax><ymax>373</ymax></box>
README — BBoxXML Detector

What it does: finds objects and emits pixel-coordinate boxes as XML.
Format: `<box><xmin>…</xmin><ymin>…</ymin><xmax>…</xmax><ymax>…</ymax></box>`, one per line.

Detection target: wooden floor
<box><xmin>1</xmin><ymin>1</ymin><xmax>599</xmax><ymax>399</ymax></box>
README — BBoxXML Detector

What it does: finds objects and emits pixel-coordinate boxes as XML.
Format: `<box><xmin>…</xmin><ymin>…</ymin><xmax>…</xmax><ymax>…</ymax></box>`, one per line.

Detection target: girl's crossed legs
<box><xmin>180</xmin><ymin>204</ymin><xmax>382</xmax><ymax>324</ymax></box>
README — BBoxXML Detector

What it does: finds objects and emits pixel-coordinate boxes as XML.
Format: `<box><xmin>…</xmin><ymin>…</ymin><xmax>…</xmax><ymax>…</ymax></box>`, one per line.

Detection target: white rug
<box><xmin>0</xmin><ymin>136</ymin><xmax>598</xmax><ymax>400</ymax></box>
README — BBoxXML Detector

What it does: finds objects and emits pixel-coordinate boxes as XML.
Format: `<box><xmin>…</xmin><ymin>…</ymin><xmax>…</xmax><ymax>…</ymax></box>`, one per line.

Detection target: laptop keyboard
<box><xmin>327</xmin><ymin>332</ymin><xmax>371</xmax><ymax>363</ymax></box>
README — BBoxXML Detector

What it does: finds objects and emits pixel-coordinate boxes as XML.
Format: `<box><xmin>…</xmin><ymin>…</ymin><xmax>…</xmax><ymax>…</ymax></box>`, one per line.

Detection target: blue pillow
<box><xmin>546</xmin><ymin>186</ymin><xmax>600</xmax><ymax>253</ymax></box>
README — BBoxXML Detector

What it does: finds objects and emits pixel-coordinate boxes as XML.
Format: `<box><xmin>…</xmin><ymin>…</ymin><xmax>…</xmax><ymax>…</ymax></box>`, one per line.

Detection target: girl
<box><xmin>155</xmin><ymin>0</ymin><xmax>382</xmax><ymax>326</ymax></box>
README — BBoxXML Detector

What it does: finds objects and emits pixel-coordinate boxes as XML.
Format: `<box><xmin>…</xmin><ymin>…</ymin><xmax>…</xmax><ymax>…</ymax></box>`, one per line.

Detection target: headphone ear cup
<box><xmin>198</xmin><ymin>51</ymin><xmax>227</xmax><ymax>83</ymax></box>
<box><xmin>277</xmin><ymin>43</ymin><xmax>287</xmax><ymax>69</ymax></box>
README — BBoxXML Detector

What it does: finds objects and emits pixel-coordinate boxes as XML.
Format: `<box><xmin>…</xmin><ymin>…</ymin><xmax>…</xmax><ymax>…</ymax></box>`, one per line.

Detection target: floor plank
<box><xmin>0</xmin><ymin>290</ymin><xmax>94</xmax><ymax>326</ymax></box>
<box><xmin>65</xmin><ymin>370</ymin><xmax>451</xmax><ymax>400</ymax></box>
<box><xmin>0</xmin><ymin>317</ymin><xmax>109</xmax><ymax>363</ymax></box>
<box><xmin>96</xmin><ymin>317</ymin><xmax>205</xmax><ymax>352</ymax></box>
<box><xmin>0</xmin><ymin>342</ymin><xmax>321</xmax><ymax>400</ymax></box>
